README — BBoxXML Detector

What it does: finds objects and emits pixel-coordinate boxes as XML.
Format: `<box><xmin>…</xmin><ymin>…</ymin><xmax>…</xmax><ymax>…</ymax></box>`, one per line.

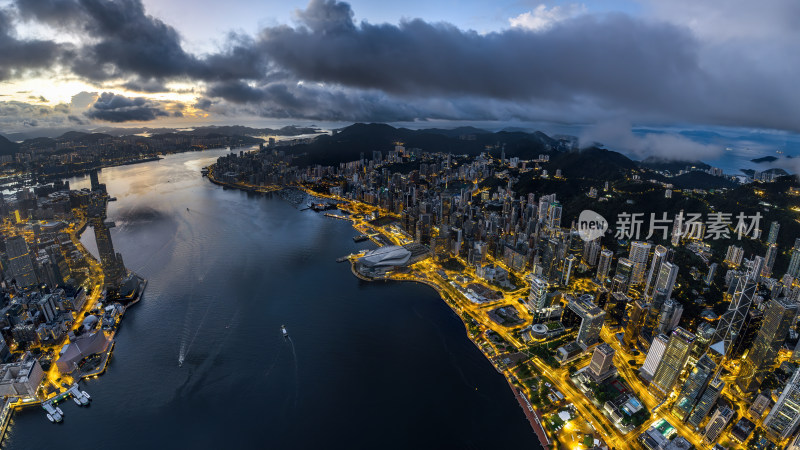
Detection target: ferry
<box><xmin>281</xmin><ymin>325</ymin><xmax>289</xmax><ymax>338</ymax></box>
<box><xmin>353</xmin><ymin>234</ymin><xmax>369</xmax><ymax>242</ymax></box>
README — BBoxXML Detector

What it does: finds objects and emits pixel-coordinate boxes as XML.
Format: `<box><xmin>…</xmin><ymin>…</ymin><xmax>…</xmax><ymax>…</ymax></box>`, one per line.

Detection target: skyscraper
<box><xmin>588</xmin><ymin>343</ymin><xmax>616</xmax><ymax>382</ymax></box>
<box><xmin>730</xmin><ymin>308</ymin><xmax>763</xmax><ymax>359</ymax></box>
<box><xmin>671</xmin><ymin>354</ymin><xmax>716</xmax><ymax>422</ymax></box>
<box><xmin>643</xmin><ymin>261</ymin><xmax>678</xmax><ymax>339</ymax></box>
<box><xmin>583</xmin><ymin>238</ymin><xmax>601</xmax><ymax>266</ymax></box>
<box><xmin>628</xmin><ymin>241</ymin><xmax>651</xmax><ymax>286</ymax></box>
<box><xmin>687</xmin><ymin>376</ymin><xmax>725</xmax><ymax>428</ymax></box>
<box><xmin>703</xmin><ymin>406</ymin><xmax>734</xmax><ymax>444</ymax></box>
<box><xmin>656</xmin><ymin>298</ymin><xmax>683</xmax><ymax>335</ymax></box>
<box><xmin>568</xmin><ymin>294</ymin><xmax>606</xmax><ymax>350</ymax></box>
<box><xmin>644</xmin><ymin>245</ymin><xmax>668</xmax><ymax>299</ymax></box>
<box><xmin>596</xmin><ymin>249</ymin><xmax>613</xmax><ymax>284</ymax></box>
<box><xmin>89</xmin><ymin>196</ymin><xmax>126</xmax><ymax>287</ymax></box>
<box><xmin>710</xmin><ymin>268</ymin><xmax>758</xmax><ymax>357</ymax></box>
<box><xmin>653</xmin><ymin>261</ymin><xmax>679</xmax><ymax>301</ymax></box>
<box><xmin>527</xmin><ymin>275</ymin><xmax>548</xmax><ymax>314</ymax></box>
<box><xmin>787</xmin><ymin>238</ymin><xmax>800</xmax><ymax>278</ymax></box>
<box><xmin>541</xmin><ymin>238</ymin><xmax>561</xmax><ymax>282</ymax></box>
<box><xmin>562</xmin><ymin>254</ymin><xmax>576</xmax><ymax>286</ymax></box>
<box><xmin>763</xmin><ymin>368</ymin><xmax>800</xmax><ymax>440</ymax></box>
<box><xmin>671</xmin><ymin>210</ymin><xmax>684</xmax><ymax>246</ymax></box>
<box><xmin>4</xmin><ymin>235</ymin><xmax>37</xmax><ymax>288</ymax></box>
<box><xmin>640</xmin><ymin>334</ymin><xmax>669</xmax><ymax>381</ymax></box>
<box><xmin>547</xmin><ymin>201</ymin><xmax>562</xmax><ymax>228</ymax></box>
<box><xmin>763</xmin><ymin>244</ymin><xmax>778</xmax><ymax>278</ymax></box>
<box><xmin>705</xmin><ymin>262</ymin><xmax>717</xmax><ymax>285</ymax></box>
<box><xmin>624</xmin><ymin>300</ymin><xmax>648</xmax><ymax>349</ymax></box>
<box><xmin>614</xmin><ymin>257</ymin><xmax>634</xmax><ymax>290</ymax></box>
<box><xmin>767</xmin><ymin>221</ymin><xmax>780</xmax><ymax>245</ymax></box>
<box><xmin>738</xmin><ymin>297</ymin><xmax>797</xmax><ymax>393</ymax></box>
<box><xmin>725</xmin><ymin>245</ymin><xmax>744</xmax><ymax>267</ymax></box>
<box><xmin>650</xmin><ymin>327</ymin><xmax>695</xmax><ymax>399</ymax></box>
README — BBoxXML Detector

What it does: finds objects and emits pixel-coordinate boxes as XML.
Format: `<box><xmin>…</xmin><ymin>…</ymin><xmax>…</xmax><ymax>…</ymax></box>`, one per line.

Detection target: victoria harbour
<box><xmin>2</xmin><ymin>150</ymin><xmax>540</xmax><ymax>449</ymax></box>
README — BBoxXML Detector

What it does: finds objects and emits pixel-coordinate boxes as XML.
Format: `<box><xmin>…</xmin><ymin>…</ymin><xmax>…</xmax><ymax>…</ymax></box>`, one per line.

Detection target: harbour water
<box><xmin>4</xmin><ymin>149</ymin><xmax>541</xmax><ymax>449</ymax></box>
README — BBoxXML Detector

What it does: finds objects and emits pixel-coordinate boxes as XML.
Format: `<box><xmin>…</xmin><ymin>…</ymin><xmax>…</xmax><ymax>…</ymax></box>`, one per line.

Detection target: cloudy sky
<box><xmin>1</xmin><ymin>0</ymin><xmax>799</xmax><ymax>158</ymax></box>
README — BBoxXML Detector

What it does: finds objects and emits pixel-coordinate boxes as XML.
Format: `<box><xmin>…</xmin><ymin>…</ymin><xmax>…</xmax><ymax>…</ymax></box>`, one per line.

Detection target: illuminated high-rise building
<box><xmin>710</xmin><ymin>266</ymin><xmax>758</xmax><ymax>357</ymax></box>
<box><xmin>615</xmin><ymin>257</ymin><xmax>634</xmax><ymax>285</ymax></box>
<box><xmin>687</xmin><ymin>376</ymin><xmax>724</xmax><ymax>428</ymax></box>
<box><xmin>671</xmin><ymin>211</ymin><xmax>684</xmax><ymax>246</ymax></box>
<box><xmin>763</xmin><ymin>244</ymin><xmax>778</xmax><ymax>278</ymax></box>
<box><xmin>729</xmin><ymin>308</ymin><xmax>763</xmax><ymax>359</ymax></box>
<box><xmin>656</xmin><ymin>298</ymin><xmax>683</xmax><ymax>335</ymax></box>
<box><xmin>547</xmin><ymin>201</ymin><xmax>562</xmax><ymax>228</ymax></box>
<box><xmin>583</xmin><ymin>238</ymin><xmax>601</xmax><ymax>266</ymax></box>
<box><xmin>527</xmin><ymin>275</ymin><xmax>548</xmax><ymax>314</ymax></box>
<box><xmin>650</xmin><ymin>327</ymin><xmax>695</xmax><ymax>399</ymax></box>
<box><xmin>568</xmin><ymin>294</ymin><xmax>605</xmax><ymax>350</ymax></box>
<box><xmin>787</xmin><ymin>238</ymin><xmax>800</xmax><ymax>278</ymax></box>
<box><xmin>541</xmin><ymin>238</ymin><xmax>561</xmax><ymax>283</ymax></box>
<box><xmin>89</xmin><ymin>196</ymin><xmax>126</xmax><ymax>287</ymax></box>
<box><xmin>623</xmin><ymin>300</ymin><xmax>648</xmax><ymax>349</ymax></box>
<box><xmin>640</xmin><ymin>334</ymin><xmax>669</xmax><ymax>381</ymax></box>
<box><xmin>738</xmin><ymin>297</ymin><xmax>797</xmax><ymax>393</ymax></box>
<box><xmin>653</xmin><ymin>261</ymin><xmax>678</xmax><ymax>302</ymax></box>
<box><xmin>562</xmin><ymin>254</ymin><xmax>576</xmax><ymax>286</ymax></box>
<box><xmin>4</xmin><ymin>235</ymin><xmax>38</xmax><ymax>288</ymax></box>
<box><xmin>642</xmin><ymin>261</ymin><xmax>678</xmax><ymax>339</ymax></box>
<box><xmin>725</xmin><ymin>245</ymin><xmax>744</xmax><ymax>267</ymax></box>
<box><xmin>764</xmin><ymin>368</ymin><xmax>800</xmax><ymax>441</ymax></box>
<box><xmin>671</xmin><ymin>354</ymin><xmax>716</xmax><ymax>422</ymax></box>
<box><xmin>596</xmin><ymin>249</ymin><xmax>613</xmax><ymax>284</ymax></box>
<box><xmin>628</xmin><ymin>241</ymin><xmax>651</xmax><ymax>286</ymax></box>
<box><xmin>644</xmin><ymin>245</ymin><xmax>668</xmax><ymax>299</ymax></box>
<box><xmin>588</xmin><ymin>343</ymin><xmax>616</xmax><ymax>382</ymax></box>
<box><xmin>703</xmin><ymin>406</ymin><xmax>734</xmax><ymax>444</ymax></box>
<box><xmin>767</xmin><ymin>221</ymin><xmax>780</xmax><ymax>245</ymax></box>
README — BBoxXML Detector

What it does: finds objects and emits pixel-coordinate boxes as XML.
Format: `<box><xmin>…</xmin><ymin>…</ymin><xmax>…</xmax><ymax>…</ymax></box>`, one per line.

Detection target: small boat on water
<box><xmin>281</xmin><ymin>325</ymin><xmax>288</xmax><ymax>338</ymax></box>
<box><xmin>73</xmin><ymin>397</ymin><xmax>82</xmax><ymax>406</ymax></box>
<box><xmin>56</xmin><ymin>407</ymin><xmax>64</xmax><ymax>415</ymax></box>
<box><xmin>47</xmin><ymin>414</ymin><xmax>54</xmax><ymax>423</ymax></box>
<box><xmin>81</xmin><ymin>391</ymin><xmax>91</xmax><ymax>400</ymax></box>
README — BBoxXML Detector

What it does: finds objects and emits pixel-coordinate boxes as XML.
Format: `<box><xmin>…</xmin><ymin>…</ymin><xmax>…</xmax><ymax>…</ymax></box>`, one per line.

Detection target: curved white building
<box><xmin>359</xmin><ymin>246</ymin><xmax>411</xmax><ymax>268</ymax></box>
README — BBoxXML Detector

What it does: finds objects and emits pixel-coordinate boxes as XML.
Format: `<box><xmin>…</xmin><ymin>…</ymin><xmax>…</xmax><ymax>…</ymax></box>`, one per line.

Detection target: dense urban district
<box><xmin>0</xmin><ymin>122</ymin><xmax>799</xmax><ymax>449</ymax></box>
<box><xmin>208</xmin><ymin>123</ymin><xmax>800</xmax><ymax>450</ymax></box>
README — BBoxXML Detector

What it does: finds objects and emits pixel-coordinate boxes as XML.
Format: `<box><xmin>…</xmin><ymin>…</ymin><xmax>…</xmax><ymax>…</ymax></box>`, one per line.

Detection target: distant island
<box><xmin>751</xmin><ymin>156</ymin><xmax>778</xmax><ymax>163</ymax></box>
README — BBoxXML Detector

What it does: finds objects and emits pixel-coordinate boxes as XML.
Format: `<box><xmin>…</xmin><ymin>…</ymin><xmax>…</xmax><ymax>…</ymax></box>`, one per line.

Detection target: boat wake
<box><xmin>178</xmin><ymin>342</ymin><xmax>186</xmax><ymax>367</ymax></box>
<box><xmin>287</xmin><ymin>336</ymin><xmax>299</xmax><ymax>409</ymax></box>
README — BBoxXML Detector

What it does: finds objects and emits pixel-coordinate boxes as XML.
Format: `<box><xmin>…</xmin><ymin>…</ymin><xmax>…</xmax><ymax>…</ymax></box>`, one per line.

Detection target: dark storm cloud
<box><xmin>238</xmin><ymin>0</ymin><xmax>799</xmax><ymax>131</ymax></box>
<box><xmin>0</xmin><ymin>8</ymin><xmax>64</xmax><ymax>80</ymax></box>
<box><xmin>202</xmin><ymin>80</ymin><xmax>587</xmax><ymax>123</ymax></box>
<box><xmin>14</xmin><ymin>0</ymin><xmax>268</xmax><ymax>82</ymax></box>
<box><xmin>259</xmin><ymin>0</ymin><xmax>698</xmax><ymax>104</ymax></box>
<box><xmin>85</xmin><ymin>92</ymin><xmax>170</xmax><ymax>122</ymax></box>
